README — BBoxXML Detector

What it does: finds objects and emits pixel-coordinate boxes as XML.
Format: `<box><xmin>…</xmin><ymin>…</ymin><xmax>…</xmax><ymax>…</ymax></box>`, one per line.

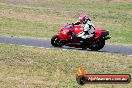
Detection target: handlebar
<box><xmin>65</xmin><ymin>24</ymin><xmax>74</xmax><ymax>29</ymax></box>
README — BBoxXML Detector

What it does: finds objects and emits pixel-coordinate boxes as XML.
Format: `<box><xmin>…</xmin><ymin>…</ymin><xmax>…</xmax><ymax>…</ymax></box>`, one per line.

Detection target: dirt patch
<box><xmin>7</xmin><ymin>76</ymin><xmax>58</xmax><ymax>86</ymax></box>
<box><xmin>92</xmin><ymin>0</ymin><xmax>132</xmax><ymax>2</ymax></box>
<box><xmin>111</xmin><ymin>0</ymin><xmax>132</xmax><ymax>2</ymax></box>
<box><xmin>0</xmin><ymin>9</ymin><xmax>72</xmax><ymax>24</ymax></box>
<box><xmin>0</xmin><ymin>9</ymin><xmax>122</xmax><ymax>26</ymax></box>
<box><xmin>0</xmin><ymin>0</ymin><xmax>38</xmax><ymax>7</ymax></box>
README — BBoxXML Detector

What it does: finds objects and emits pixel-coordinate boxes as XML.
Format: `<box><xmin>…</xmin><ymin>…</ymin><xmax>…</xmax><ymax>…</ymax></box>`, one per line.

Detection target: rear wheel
<box><xmin>89</xmin><ymin>40</ymin><xmax>105</xmax><ymax>51</ymax></box>
<box><xmin>51</xmin><ymin>35</ymin><xmax>63</xmax><ymax>47</ymax></box>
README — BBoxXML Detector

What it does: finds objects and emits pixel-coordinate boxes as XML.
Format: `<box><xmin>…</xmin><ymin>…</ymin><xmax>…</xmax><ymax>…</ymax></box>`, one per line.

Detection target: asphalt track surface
<box><xmin>0</xmin><ymin>36</ymin><xmax>132</xmax><ymax>56</ymax></box>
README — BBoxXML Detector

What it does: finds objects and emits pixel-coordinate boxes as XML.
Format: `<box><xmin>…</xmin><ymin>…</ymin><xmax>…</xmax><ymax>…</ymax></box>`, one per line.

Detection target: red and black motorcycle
<box><xmin>51</xmin><ymin>24</ymin><xmax>111</xmax><ymax>51</ymax></box>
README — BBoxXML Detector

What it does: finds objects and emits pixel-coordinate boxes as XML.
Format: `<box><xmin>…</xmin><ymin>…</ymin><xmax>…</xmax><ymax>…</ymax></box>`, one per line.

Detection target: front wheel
<box><xmin>89</xmin><ymin>40</ymin><xmax>105</xmax><ymax>51</ymax></box>
<box><xmin>51</xmin><ymin>35</ymin><xmax>63</xmax><ymax>47</ymax></box>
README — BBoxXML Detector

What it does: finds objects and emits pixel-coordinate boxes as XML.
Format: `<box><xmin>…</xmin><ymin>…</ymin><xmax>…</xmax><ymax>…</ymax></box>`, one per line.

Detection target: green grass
<box><xmin>0</xmin><ymin>1</ymin><xmax>132</xmax><ymax>88</ymax></box>
<box><xmin>0</xmin><ymin>44</ymin><xmax>132</xmax><ymax>88</ymax></box>
<box><xmin>0</xmin><ymin>1</ymin><xmax>132</xmax><ymax>44</ymax></box>
<box><xmin>0</xmin><ymin>17</ymin><xmax>59</xmax><ymax>39</ymax></box>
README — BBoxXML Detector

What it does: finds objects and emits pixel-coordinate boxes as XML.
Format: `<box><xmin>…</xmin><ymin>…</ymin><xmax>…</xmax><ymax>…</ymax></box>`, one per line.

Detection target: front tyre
<box><xmin>89</xmin><ymin>40</ymin><xmax>105</xmax><ymax>51</ymax></box>
<box><xmin>51</xmin><ymin>35</ymin><xmax>63</xmax><ymax>47</ymax></box>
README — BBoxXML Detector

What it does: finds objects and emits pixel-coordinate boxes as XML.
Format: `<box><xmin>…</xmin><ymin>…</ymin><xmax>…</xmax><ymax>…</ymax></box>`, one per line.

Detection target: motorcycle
<box><xmin>51</xmin><ymin>24</ymin><xmax>111</xmax><ymax>51</ymax></box>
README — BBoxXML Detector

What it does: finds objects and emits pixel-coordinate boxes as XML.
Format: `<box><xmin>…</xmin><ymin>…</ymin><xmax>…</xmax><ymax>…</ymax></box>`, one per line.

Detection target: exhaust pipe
<box><xmin>104</xmin><ymin>35</ymin><xmax>111</xmax><ymax>40</ymax></box>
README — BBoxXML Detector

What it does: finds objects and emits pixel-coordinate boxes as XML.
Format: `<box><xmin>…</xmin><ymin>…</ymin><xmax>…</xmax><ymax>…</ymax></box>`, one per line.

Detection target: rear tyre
<box><xmin>51</xmin><ymin>35</ymin><xmax>63</xmax><ymax>47</ymax></box>
<box><xmin>89</xmin><ymin>40</ymin><xmax>105</xmax><ymax>51</ymax></box>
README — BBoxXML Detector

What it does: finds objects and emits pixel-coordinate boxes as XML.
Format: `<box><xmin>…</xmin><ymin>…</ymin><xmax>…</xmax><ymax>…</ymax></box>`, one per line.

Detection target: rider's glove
<box><xmin>72</xmin><ymin>23</ymin><xmax>74</xmax><ymax>26</ymax></box>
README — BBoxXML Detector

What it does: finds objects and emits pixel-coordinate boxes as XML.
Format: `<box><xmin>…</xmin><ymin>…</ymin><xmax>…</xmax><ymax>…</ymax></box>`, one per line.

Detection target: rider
<box><xmin>72</xmin><ymin>14</ymin><xmax>96</xmax><ymax>48</ymax></box>
<box><xmin>72</xmin><ymin>14</ymin><xmax>95</xmax><ymax>49</ymax></box>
